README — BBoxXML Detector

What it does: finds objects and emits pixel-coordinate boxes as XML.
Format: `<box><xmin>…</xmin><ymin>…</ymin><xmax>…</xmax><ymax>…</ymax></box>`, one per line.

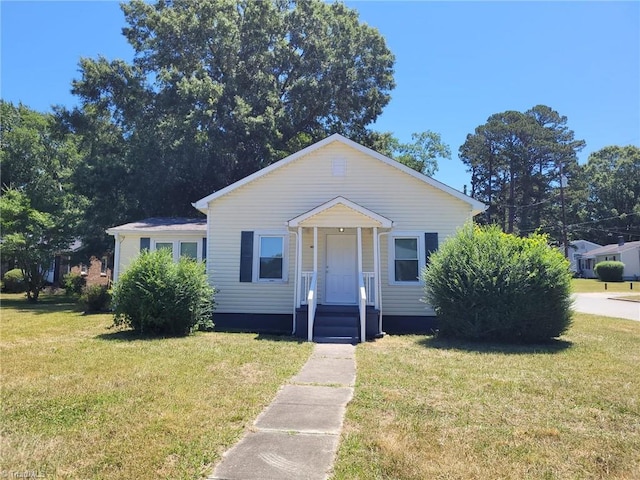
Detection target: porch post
<box><xmin>373</xmin><ymin>226</ymin><xmax>379</xmax><ymax>309</ymax></box>
<box><xmin>313</xmin><ymin>226</ymin><xmax>318</xmax><ymax>272</ymax></box>
<box><xmin>357</xmin><ymin>227</ymin><xmax>363</xmax><ymax>273</ymax></box>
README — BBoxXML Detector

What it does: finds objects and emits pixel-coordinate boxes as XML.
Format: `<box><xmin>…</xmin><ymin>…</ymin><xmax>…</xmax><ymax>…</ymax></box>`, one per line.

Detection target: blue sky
<box><xmin>2</xmin><ymin>1</ymin><xmax>638</xmax><ymax>191</ymax></box>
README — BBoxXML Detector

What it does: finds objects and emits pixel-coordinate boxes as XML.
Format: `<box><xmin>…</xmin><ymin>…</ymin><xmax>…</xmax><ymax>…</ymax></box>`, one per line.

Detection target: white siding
<box><xmin>207</xmin><ymin>141</ymin><xmax>473</xmax><ymax>316</ymax></box>
<box><xmin>621</xmin><ymin>248</ymin><xmax>640</xmax><ymax>279</ymax></box>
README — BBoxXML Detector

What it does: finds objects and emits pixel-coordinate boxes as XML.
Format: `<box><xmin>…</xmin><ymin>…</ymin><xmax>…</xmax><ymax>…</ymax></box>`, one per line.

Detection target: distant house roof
<box><xmin>106</xmin><ymin>217</ymin><xmax>206</xmax><ymax>235</ymax></box>
<box><xmin>583</xmin><ymin>240</ymin><xmax>640</xmax><ymax>258</ymax></box>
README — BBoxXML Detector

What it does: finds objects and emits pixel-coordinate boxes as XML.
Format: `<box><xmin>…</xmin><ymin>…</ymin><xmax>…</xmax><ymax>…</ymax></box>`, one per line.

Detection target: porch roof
<box><xmin>287</xmin><ymin>196</ymin><xmax>393</xmax><ymax>228</ymax></box>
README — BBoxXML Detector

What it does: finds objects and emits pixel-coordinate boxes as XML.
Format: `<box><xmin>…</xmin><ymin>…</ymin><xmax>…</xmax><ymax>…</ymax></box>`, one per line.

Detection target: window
<box><xmin>80</xmin><ymin>263</ymin><xmax>88</xmax><ymax>276</ymax></box>
<box><xmin>151</xmin><ymin>239</ymin><xmax>202</xmax><ymax>263</ymax></box>
<box><xmin>240</xmin><ymin>231</ymin><xmax>288</xmax><ymax>283</ymax></box>
<box><xmin>388</xmin><ymin>232</ymin><xmax>437</xmax><ymax>285</ymax></box>
<box><xmin>100</xmin><ymin>257</ymin><xmax>108</xmax><ymax>276</ymax></box>
<box><xmin>394</xmin><ymin>237</ymin><xmax>419</xmax><ymax>282</ymax></box>
<box><xmin>259</xmin><ymin>236</ymin><xmax>284</xmax><ymax>280</ymax></box>
<box><xmin>180</xmin><ymin>242</ymin><xmax>198</xmax><ymax>260</ymax></box>
<box><xmin>156</xmin><ymin>242</ymin><xmax>173</xmax><ymax>253</ymax></box>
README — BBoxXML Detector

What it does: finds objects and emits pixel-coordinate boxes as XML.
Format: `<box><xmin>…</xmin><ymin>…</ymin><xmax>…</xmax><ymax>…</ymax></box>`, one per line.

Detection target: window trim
<box><xmin>252</xmin><ymin>230</ymin><xmax>289</xmax><ymax>283</ymax></box>
<box><xmin>388</xmin><ymin>231</ymin><xmax>425</xmax><ymax>285</ymax></box>
<box><xmin>151</xmin><ymin>238</ymin><xmax>203</xmax><ymax>263</ymax></box>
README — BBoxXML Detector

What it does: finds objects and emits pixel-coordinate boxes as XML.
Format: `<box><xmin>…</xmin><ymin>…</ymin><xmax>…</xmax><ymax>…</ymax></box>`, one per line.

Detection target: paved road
<box><xmin>572</xmin><ymin>293</ymin><xmax>640</xmax><ymax>321</ymax></box>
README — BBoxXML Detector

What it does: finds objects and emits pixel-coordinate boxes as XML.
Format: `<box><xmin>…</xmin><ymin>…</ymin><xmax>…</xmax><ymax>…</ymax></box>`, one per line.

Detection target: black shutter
<box><xmin>239</xmin><ymin>231</ymin><xmax>254</xmax><ymax>282</ymax></box>
<box><xmin>425</xmin><ymin>233</ymin><xmax>438</xmax><ymax>264</ymax></box>
<box><xmin>140</xmin><ymin>237</ymin><xmax>150</xmax><ymax>252</ymax></box>
<box><xmin>202</xmin><ymin>237</ymin><xmax>207</xmax><ymax>261</ymax></box>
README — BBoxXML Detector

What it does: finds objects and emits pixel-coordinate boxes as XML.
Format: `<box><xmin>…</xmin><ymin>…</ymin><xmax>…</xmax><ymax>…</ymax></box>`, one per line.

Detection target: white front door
<box><xmin>325</xmin><ymin>234</ymin><xmax>357</xmax><ymax>304</ymax></box>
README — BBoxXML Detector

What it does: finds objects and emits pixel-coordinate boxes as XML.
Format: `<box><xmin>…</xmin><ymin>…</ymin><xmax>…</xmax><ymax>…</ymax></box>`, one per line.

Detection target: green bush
<box><xmin>80</xmin><ymin>284</ymin><xmax>112</xmax><ymax>313</ymax></box>
<box><xmin>111</xmin><ymin>249</ymin><xmax>215</xmax><ymax>336</ymax></box>
<box><xmin>423</xmin><ymin>224</ymin><xmax>573</xmax><ymax>343</ymax></box>
<box><xmin>594</xmin><ymin>261</ymin><xmax>624</xmax><ymax>282</ymax></box>
<box><xmin>62</xmin><ymin>272</ymin><xmax>86</xmax><ymax>296</ymax></box>
<box><xmin>3</xmin><ymin>269</ymin><xmax>25</xmax><ymax>293</ymax></box>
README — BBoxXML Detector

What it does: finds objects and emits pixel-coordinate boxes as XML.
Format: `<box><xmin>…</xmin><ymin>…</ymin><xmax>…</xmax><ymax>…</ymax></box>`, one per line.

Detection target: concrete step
<box><xmin>316</xmin><ymin>304</ymin><xmax>359</xmax><ymax>315</ymax></box>
<box><xmin>313</xmin><ymin>336</ymin><xmax>359</xmax><ymax>344</ymax></box>
<box><xmin>314</xmin><ymin>315</ymin><xmax>358</xmax><ymax>328</ymax></box>
<box><xmin>314</xmin><ymin>325</ymin><xmax>359</xmax><ymax>338</ymax></box>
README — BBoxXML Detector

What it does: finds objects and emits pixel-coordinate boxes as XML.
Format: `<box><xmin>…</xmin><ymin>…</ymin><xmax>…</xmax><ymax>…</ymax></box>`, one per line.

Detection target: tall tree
<box><xmin>459</xmin><ymin>105</ymin><xmax>585</xmax><ymax>239</ymax></box>
<box><xmin>0</xmin><ymin>101</ymin><xmax>80</xmax><ymax>301</ymax></box>
<box><xmin>577</xmin><ymin>145</ymin><xmax>640</xmax><ymax>244</ymax></box>
<box><xmin>382</xmin><ymin>131</ymin><xmax>451</xmax><ymax>176</ymax></box>
<box><xmin>65</xmin><ymin>0</ymin><xmax>395</xmax><ymax>253</ymax></box>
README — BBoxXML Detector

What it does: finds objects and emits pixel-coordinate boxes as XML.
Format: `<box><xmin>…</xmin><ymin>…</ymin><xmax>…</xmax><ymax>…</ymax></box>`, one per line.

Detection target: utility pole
<box><xmin>559</xmin><ymin>161</ymin><xmax>569</xmax><ymax>258</ymax></box>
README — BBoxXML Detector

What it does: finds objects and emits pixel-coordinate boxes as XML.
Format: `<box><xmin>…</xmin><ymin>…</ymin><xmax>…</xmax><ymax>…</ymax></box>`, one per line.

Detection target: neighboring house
<box><xmin>68</xmin><ymin>256</ymin><xmax>112</xmax><ymax>287</ymax></box>
<box><xmin>580</xmin><ymin>237</ymin><xmax>640</xmax><ymax>280</ymax></box>
<box><xmin>108</xmin><ymin>134</ymin><xmax>486</xmax><ymax>342</ymax></box>
<box><xmin>562</xmin><ymin>239</ymin><xmax>601</xmax><ymax>275</ymax></box>
<box><xmin>41</xmin><ymin>240</ymin><xmax>111</xmax><ymax>287</ymax></box>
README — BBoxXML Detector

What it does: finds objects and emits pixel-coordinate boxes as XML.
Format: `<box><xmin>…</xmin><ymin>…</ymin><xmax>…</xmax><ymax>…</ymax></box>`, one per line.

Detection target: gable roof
<box><xmin>583</xmin><ymin>240</ymin><xmax>640</xmax><ymax>258</ymax></box>
<box><xmin>192</xmin><ymin>133</ymin><xmax>486</xmax><ymax>215</ymax></box>
<box><xmin>106</xmin><ymin>217</ymin><xmax>206</xmax><ymax>235</ymax></box>
<box><xmin>288</xmin><ymin>196</ymin><xmax>393</xmax><ymax>228</ymax></box>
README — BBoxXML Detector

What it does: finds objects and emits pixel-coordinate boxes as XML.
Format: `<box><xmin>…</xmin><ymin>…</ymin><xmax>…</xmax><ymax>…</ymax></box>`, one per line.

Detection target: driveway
<box><xmin>572</xmin><ymin>293</ymin><xmax>640</xmax><ymax>321</ymax></box>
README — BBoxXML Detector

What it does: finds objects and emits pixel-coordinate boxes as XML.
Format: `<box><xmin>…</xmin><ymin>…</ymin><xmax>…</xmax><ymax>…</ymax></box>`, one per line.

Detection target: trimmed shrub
<box><xmin>594</xmin><ymin>261</ymin><xmax>624</xmax><ymax>282</ymax></box>
<box><xmin>3</xmin><ymin>269</ymin><xmax>25</xmax><ymax>293</ymax></box>
<box><xmin>80</xmin><ymin>284</ymin><xmax>112</xmax><ymax>313</ymax></box>
<box><xmin>62</xmin><ymin>272</ymin><xmax>86</xmax><ymax>296</ymax></box>
<box><xmin>423</xmin><ymin>224</ymin><xmax>573</xmax><ymax>343</ymax></box>
<box><xmin>111</xmin><ymin>249</ymin><xmax>215</xmax><ymax>336</ymax></box>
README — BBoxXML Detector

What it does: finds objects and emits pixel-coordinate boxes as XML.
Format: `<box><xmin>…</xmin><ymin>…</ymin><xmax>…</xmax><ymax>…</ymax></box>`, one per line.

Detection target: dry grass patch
<box><xmin>572</xmin><ymin>278</ymin><xmax>639</xmax><ymax>293</ymax></box>
<box><xmin>333</xmin><ymin>313</ymin><xmax>640</xmax><ymax>479</ymax></box>
<box><xmin>0</xmin><ymin>294</ymin><xmax>312</xmax><ymax>479</ymax></box>
<box><xmin>615</xmin><ymin>295</ymin><xmax>640</xmax><ymax>303</ymax></box>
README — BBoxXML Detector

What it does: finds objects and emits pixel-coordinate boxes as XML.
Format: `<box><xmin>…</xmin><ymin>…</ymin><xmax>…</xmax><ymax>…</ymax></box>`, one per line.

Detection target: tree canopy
<box><xmin>577</xmin><ymin>145</ymin><xmax>640</xmax><ymax>244</ymax></box>
<box><xmin>64</xmin><ymin>0</ymin><xmax>395</xmax><ymax>252</ymax></box>
<box><xmin>459</xmin><ymin>105</ymin><xmax>585</xmax><ymax>239</ymax></box>
<box><xmin>1</xmin><ymin>101</ymin><xmax>81</xmax><ymax>300</ymax></box>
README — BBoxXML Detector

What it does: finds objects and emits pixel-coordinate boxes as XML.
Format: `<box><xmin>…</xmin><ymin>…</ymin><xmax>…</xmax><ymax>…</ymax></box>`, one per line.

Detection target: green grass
<box><xmin>572</xmin><ymin>278</ymin><xmax>639</xmax><ymax>293</ymax></box>
<box><xmin>332</xmin><ymin>313</ymin><xmax>640</xmax><ymax>479</ymax></box>
<box><xmin>0</xmin><ymin>293</ymin><xmax>313</xmax><ymax>480</ymax></box>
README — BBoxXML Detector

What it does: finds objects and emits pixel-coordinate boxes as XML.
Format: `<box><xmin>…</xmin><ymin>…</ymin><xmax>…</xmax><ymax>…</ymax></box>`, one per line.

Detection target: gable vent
<box><xmin>332</xmin><ymin>158</ymin><xmax>346</xmax><ymax>176</ymax></box>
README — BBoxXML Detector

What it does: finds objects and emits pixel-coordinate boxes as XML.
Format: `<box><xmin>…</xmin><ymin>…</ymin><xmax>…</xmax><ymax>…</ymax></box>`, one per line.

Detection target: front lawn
<box><xmin>0</xmin><ymin>293</ymin><xmax>313</xmax><ymax>479</ymax></box>
<box><xmin>333</xmin><ymin>313</ymin><xmax>640</xmax><ymax>479</ymax></box>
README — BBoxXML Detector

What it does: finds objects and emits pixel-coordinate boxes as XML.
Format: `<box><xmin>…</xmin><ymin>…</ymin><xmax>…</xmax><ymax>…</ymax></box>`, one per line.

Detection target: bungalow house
<box><xmin>108</xmin><ymin>134</ymin><xmax>486</xmax><ymax>342</ymax></box>
<box><xmin>580</xmin><ymin>237</ymin><xmax>640</xmax><ymax>280</ymax></box>
<box><xmin>562</xmin><ymin>239</ymin><xmax>601</xmax><ymax>275</ymax></box>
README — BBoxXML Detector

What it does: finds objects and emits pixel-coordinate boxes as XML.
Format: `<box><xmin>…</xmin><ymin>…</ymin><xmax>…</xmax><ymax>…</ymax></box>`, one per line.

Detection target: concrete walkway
<box><xmin>208</xmin><ymin>343</ymin><xmax>355</xmax><ymax>480</ymax></box>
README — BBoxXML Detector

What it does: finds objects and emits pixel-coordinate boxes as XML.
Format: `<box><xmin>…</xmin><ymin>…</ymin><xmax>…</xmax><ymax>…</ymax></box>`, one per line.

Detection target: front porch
<box><xmin>288</xmin><ymin>197</ymin><xmax>392</xmax><ymax>343</ymax></box>
<box><xmin>294</xmin><ymin>304</ymin><xmax>381</xmax><ymax>343</ymax></box>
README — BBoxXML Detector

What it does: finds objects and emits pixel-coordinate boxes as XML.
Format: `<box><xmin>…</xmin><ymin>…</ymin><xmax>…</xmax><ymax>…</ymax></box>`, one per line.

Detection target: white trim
<box><xmin>287</xmin><ymin>196</ymin><xmax>393</xmax><ymax>228</ymax></box>
<box><xmin>357</xmin><ymin>227</ymin><xmax>363</xmax><ymax>274</ymax></box>
<box><xmin>252</xmin><ymin>230</ymin><xmax>289</xmax><ymax>283</ymax></box>
<box><xmin>113</xmin><ymin>233</ymin><xmax>121</xmax><ymax>282</ymax></box>
<box><xmin>373</xmin><ymin>227</ymin><xmax>379</xmax><ymax>310</ymax></box>
<box><xmin>388</xmin><ymin>231</ymin><xmax>426</xmax><ymax>285</ymax></box>
<box><xmin>313</xmin><ymin>227</ymin><xmax>318</xmax><ymax>273</ymax></box>
<box><xmin>192</xmin><ymin>133</ymin><xmax>486</xmax><ymax>215</ymax></box>
<box><xmin>151</xmin><ymin>238</ymin><xmax>202</xmax><ymax>263</ymax></box>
